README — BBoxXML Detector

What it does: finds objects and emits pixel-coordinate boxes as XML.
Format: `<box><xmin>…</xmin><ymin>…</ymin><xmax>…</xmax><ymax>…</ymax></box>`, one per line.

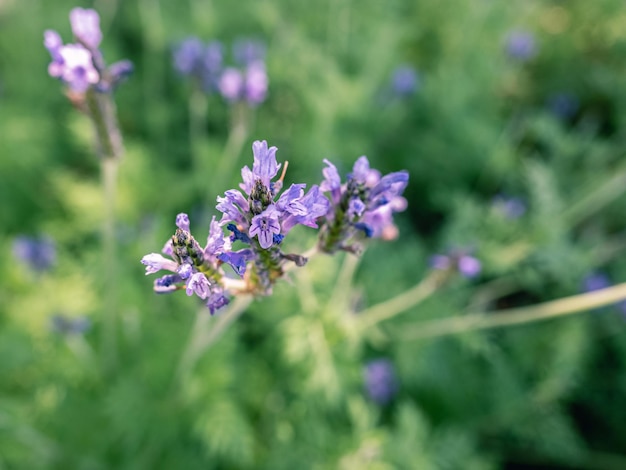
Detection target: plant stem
<box><xmin>101</xmin><ymin>157</ymin><xmax>118</xmax><ymax>371</ymax></box>
<box><xmin>189</xmin><ymin>86</ymin><xmax>208</xmax><ymax>176</ymax></box>
<box><xmin>216</xmin><ymin>102</ymin><xmax>248</xmax><ymax>188</ymax></box>
<box><xmin>399</xmin><ymin>282</ymin><xmax>626</xmax><ymax>341</ymax></box>
<box><xmin>357</xmin><ymin>269</ymin><xmax>445</xmax><ymax>330</ymax></box>
<box><xmin>175</xmin><ymin>296</ymin><xmax>252</xmax><ymax>386</ymax></box>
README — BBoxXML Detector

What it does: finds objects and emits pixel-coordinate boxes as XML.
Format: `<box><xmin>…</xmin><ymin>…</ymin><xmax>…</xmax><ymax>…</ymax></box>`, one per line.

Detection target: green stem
<box><xmin>101</xmin><ymin>158</ymin><xmax>118</xmax><ymax>371</ymax></box>
<box><xmin>399</xmin><ymin>282</ymin><xmax>626</xmax><ymax>341</ymax></box>
<box><xmin>357</xmin><ymin>269</ymin><xmax>445</xmax><ymax>330</ymax></box>
<box><xmin>189</xmin><ymin>87</ymin><xmax>208</xmax><ymax>176</ymax></box>
<box><xmin>216</xmin><ymin>102</ymin><xmax>248</xmax><ymax>188</ymax></box>
<box><xmin>174</xmin><ymin>296</ymin><xmax>252</xmax><ymax>386</ymax></box>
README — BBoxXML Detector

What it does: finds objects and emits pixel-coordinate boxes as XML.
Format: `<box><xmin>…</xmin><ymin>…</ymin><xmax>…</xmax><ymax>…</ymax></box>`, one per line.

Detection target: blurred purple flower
<box><xmin>69</xmin><ymin>7</ymin><xmax>102</xmax><ymax>49</ymax></box>
<box><xmin>430</xmin><ymin>250</ymin><xmax>481</xmax><ymax>279</ymax></box>
<box><xmin>13</xmin><ymin>236</ymin><xmax>56</xmax><ymax>272</ymax></box>
<box><xmin>582</xmin><ymin>272</ymin><xmax>611</xmax><ymax>293</ymax></box>
<box><xmin>50</xmin><ymin>314</ymin><xmax>91</xmax><ymax>336</ymax></box>
<box><xmin>391</xmin><ymin>65</ymin><xmax>420</xmax><ymax>97</ymax></box>
<box><xmin>365</xmin><ymin>359</ymin><xmax>398</xmax><ymax>405</ymax></box>
<box><xmin>505</xmin><ymin>30</ymin><xmax>537</xmax><ymax>61</ymax></box>
<box><xmin>173</xmin><ymin>38</ymin><xmax>223</xmax><ymax>92</ymax></box>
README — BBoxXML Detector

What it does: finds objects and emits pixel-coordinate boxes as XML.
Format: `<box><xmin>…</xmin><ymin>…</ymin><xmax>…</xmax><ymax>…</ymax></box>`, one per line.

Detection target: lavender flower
<box><xmin>430</xmin><ymin>250</ymin><xmax>481</xmax><ymax>279</ymax></box>
<box><xmin>364</xmin><ymin>359</ymin><xmax>398</xmax><ymax>405</ymax></box>
<box><xmin>69</xmin><ymin>7</ymin><xmax>102</xmax><ymax>49</ymax></box>
<box><xmin>390</xmin><ymin>65</ymin><xmax>420</xmax><ymax>97</ymax></box>
<box><xmin>173</xmin><ymin>37</ymin><xmax>223</xmax><ymax>92</ymax></box>
<box><xmin>13</xmin><ymin>236</ymin><xmax>56</xmax><ymax>272</ymax></box>
<box><xmin>505</xmin><ymin>30</ymin><xmax>537</xmax><ymax>61</ymax></box>
<box><xmin>215</xmin><ymin>140</ymin><xmax>329</xmax><ymax>292</ymax></box>
<box><xmin>50</xmin><ymin>314</ymin><xmax>91</xmax><ymax>336</ymax></box>
<box><xmin>318</xmin><ymin>156</ymin><xmax>408</xmax><ymax>253</ymax></box>
<box><xmin>141</xmin><ymin>213</ymin><xmax>231</xmax><ymax>313</ymax></box>
<box><xmin>44</xmin><ymin>8</ymin><xmax>132</xmax><ymax>93</ymax></box>
<box><xmin>582</xmin><ymin>272</ymin><xmax>611</xmax><ymax>293</ymax></box>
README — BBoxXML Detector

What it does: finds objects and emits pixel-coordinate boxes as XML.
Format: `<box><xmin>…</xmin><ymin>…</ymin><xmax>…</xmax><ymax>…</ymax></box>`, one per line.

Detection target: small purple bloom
<box><xmin>218</xmin><ymin>249</ymin><xmax>254</xmax><ymax>276</ymax></box>
<box><xmin>320</xmin><ymin>159</ymin><xmax>342</xmax><ymax>204</ymax></box>
<box><xmin>47</xmin><ymin>43</ymin><xmax>99</xmax><ymax>92</ymax></box>
<box><xmin>176</xmin><ymin>213</ymin><xmax>190</xmax><ymax>231</ymax></box>
<box><xmin>252</xmin><ymin>140</ymin><xmax>280</xmax><ymax>188</ymax></box>
<box><xmin>458</xmin><ymin>255</ymin><xmax>482</xmax><ymax>278</ymax></box>
<box><xmin>582</xmin><ymin>272</ymin><xmax>611</xmax><ymax>293</ymax></box>
<box><xmin>390</xmin><ymin>65</ymin><xmax>420</xmax><ymax>96</ymax></box>
<box><xmin>51</xmin><ymin>314</ymin><xmax>91</xmax><ymax>336</ymax></box>
<box><xmin>173</xmin><ymin>37</ymin><xmax>204</xmax><ymax>76</ymax></box>
<box><xmin>141</xmin><ymin>253</ymin><xmax>179</xmax><ymax>275</ymax></box>
<box><xmin>186</xmin><ymin>272</ymin><xmax>211</xmax><ymax>299</ymax></box>
<box><xmin>505</xmin><ymin>30</ymin><xmax>537</xmax><ymax>61</ymax></box>
<box><xmin>154</xmin><ymin>274</ymin><xmax>182</xmax><ymax>294</ymax></box>
<box><xmin>219</xmin><ymin>67</ymin><xmax>244</xmax><ymax>101</ymax></box>
<box><xmin>69</xmin><ymin>7</ymin><xmax>102</xmax><ymax>49</ymax></box>
<box><xmin>276</xmin><ymin>183</ymin><xmax>307</xmax><ymax>215</ymax></box>
<box><xmin>217</xmin><ymin>190</ymin><xmax>249</xmax><ymax>226</ymax></box>
<box><xmin>364</xmin><ymin>359</ymin><xmax>398</xmax><ymax>405</ymax></box>
<box><xmin>205</xmin><ymin>216</ymin><xmax>229</xmax><ymax>259</ymax></box>
<box><xmin>177</xmin><ymin>263</ymin><xmax>193</xmax><ymax>280</ymax></box>
<box><xmin>105</xmin><ymin>60</ymin><xmax>134</xmax><ymax>89</ymax></box>
<box><xmin>249</xmin><ymin>207</ymin><xmax>281</xmax><ymax>249</ymax></box>
<box><xmin>13</xmin><ymin>236</ymin><xmax>56</xmax><ymax>272</ymax></box>
<box><xmin>244</xmin><ymin>61</ymin><xmax>268</xmax><ymax>105</ymax></box>
<box><xmin>206</xmin><ymin>290</ymin><xmax>229</xmax><ymax>315</ymax></box>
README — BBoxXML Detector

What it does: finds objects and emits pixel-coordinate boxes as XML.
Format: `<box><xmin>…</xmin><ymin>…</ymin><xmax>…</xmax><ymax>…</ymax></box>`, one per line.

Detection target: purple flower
<box><xmin>13</xmin><ymin>236</ymin><xmax>56</xmax><ymax>272</ymax></box>
<box><xmin>216</xmin><ymin>190</ymin><xmax>249</xmax><ymax>226</ymax></box>
<box><xmin>141</xmin><ymin>253</ymin><xmax>179</xmax><ymax>275</ymax></box>
<box><xmin>154</xmin><ymin>274</ymin><xmax>182</xmax><ymax>294</ymax></box>
<box><xmin>47</xmin><ymin>43</ymin><xmax>99</xmax><ymax>92</ymax></box>
<box><xmin>582</xmin><ymin>272</ymin><xmax>611</xmax><ymax>293</ymax></box>
<box><xmin>206</xmin><ymin>290</ymin><xmax>229</xmax><ymax>315</ymax></box>
<box><xmin>186</xmin><ymin>272</ymin><xmax>211</xmax><ymax>299</ymax></box>
<box><xmin>505</xmin><ymin>30</ymin><xmax>537</xmax><ymax>61</ymax></box>
<box><xmin>173</xmin><ymin>38</ymin><xmax>223</xmax><ymax>92</ymax></box>
<box><xmin>250</xmin><ymin>207</ymin><xmax>281</xmax><ymax>249</ymax></box>
<box><xmin>251</xmin><ymin>140</ymin><xmax>280</xmax><ymax>188</ymax></box>
<box><xmin>176</xmin><ymin>213</ymin><xmax>190</xmax><ymax>231</ymax></box>
<box><xmin>364</xmin><ymin>359</ymin><xmax>398</xmax><ymax>405</ymax></box>
<box><xmin>390</xmin><ymin>65</ymin><xmax>420</xmax><ymax>96</ymax></box>
<box><xmin>319</xmin><ymin>156</ymin><xmax>408</xmax><ymax>253</ymax></box>
<box><xmin>50</xmin><ymin>314</ymin><xmax>91</xmax><ymax>336</ymax></box>
<box><xmin>218</xmin><ymin>249</ymin><xmax>254</xmax><ymax>276</ymax></box>
<box><xmin>244</xmin><ymin>61</ymin><xmax>268</xmax><ymax>105</ymax></box>
<box><xmin>45</xmin><ymin>9</ymin><xmax>132</xmax><ymax>93</ymax></box>
<box><xmin>219</xmin><ymin>67</ymin><xmax>244</xmax><ymax>101</ymax></box>
<box><xmin>281</xmin><ymin>185</ymin><xmax>329</xmax><ymax>233</ymax></box>
<box><xmin>69</xmin><ymin>8</ymin><xmax>102</xmax><ymax>49</ymax></box>
<box><xmin>431</xmin><ymin>250</ymin><xmax>481</xmax><ymax>278</ymax></box>
<box><xmin>458</xmin><ymin>255</ymin><xmax>482</xmax><ymax>278</ymax></box>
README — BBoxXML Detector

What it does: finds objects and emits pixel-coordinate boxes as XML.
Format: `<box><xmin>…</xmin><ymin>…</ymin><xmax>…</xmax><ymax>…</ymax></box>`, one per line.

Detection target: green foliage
<box><xmin>3</xmin><ymin>0</ymin><xmax>626</xmax><ymax>468</ymax></box>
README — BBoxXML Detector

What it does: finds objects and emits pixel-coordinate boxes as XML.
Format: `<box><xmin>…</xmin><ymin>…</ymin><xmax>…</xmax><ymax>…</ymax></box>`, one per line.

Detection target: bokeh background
<box><xmin>3</xmin><ymin>0</ymin><xmax>626</xmax><ymax>468</ymax></box>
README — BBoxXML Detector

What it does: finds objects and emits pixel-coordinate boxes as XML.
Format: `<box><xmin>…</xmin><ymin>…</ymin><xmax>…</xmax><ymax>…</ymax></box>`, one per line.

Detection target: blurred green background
<box><xmin>3</xmin><ymin>0</ymin><xmax>626</xmax><ymax>468</ymax></box>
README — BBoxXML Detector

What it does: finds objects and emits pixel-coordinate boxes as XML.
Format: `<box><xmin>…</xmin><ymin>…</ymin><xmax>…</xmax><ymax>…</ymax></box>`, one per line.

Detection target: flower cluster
<box><xmin>430</xmin><ymin>250</ymin><xmax>482</xmax><ymax>279</ymax></box>
<box><xmin>364</xmin><ymin>359</ymin><xmax>398</xmax><ymax>405</ymax></box>
<box><xmin>142</xmin><ymin>140</ymin><xmax>409</xmax><ymax>313</ymax></box>
<box><xmin>318</xmin><ymin>157</ymin><xmax>409</xmax><ymax>254</ymax></box>
<box><xmin>173</xmin><ymin>37</ymin><xmax>268</xmax><ymax>106</ymax></box>
<box><xmin>390</xmin><ymin>65</ymin><xmax>420</xmax><ymax>97</ymax></box>
<box><xmin>44</xmin><ymin>8</ymin><xmax>133</xmax><ymax>93</ymax></box>
<box><xmin>13</xmin><ymin>235</ymin><xmax>56</xmax><ymax>272</ymax></box>
<box><xmin>505</xmin><ymin>30</ymin><xmax>537</xmax><ymax>62</ymax></box>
